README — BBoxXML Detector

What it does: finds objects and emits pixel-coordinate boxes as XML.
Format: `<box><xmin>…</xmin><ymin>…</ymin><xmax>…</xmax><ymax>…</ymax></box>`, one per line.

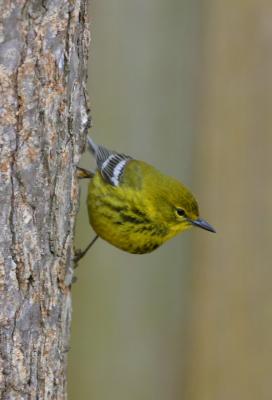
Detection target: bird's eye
<box><xmin>176</xmin><ymin>208</ymin><xmax>186</xmax><ymax>217</ymax></box>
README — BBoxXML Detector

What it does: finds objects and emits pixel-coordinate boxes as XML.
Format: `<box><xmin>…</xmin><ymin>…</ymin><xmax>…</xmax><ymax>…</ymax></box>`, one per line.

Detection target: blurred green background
<box><xmin>68</xmin><ymin>0</ymin><xmax>272</xmax><ymax>399</ymax></box>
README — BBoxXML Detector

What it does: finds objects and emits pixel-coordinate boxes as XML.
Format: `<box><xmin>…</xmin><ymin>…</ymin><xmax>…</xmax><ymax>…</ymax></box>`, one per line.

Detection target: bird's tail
<box><xmin>87</xmin><ymin>136</ymin><xmax>99</xmax><ymax>156</ymax></box>
<box><xmin>87</xmin><ymin>136</ymin><xmax>112</xmax><ymax>167</ymax></box>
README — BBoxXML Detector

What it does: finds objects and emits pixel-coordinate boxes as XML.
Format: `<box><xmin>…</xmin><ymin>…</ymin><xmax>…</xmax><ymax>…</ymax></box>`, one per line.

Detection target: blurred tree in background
<box><xmin>186</xmin><ymin>1</ymin><xmax>272</xmax><ymax>399</ymax></box>
<box><xmin>69</xmin><ymin>0</ymin><xmax>272</xmax><ymax>399</ymax></box>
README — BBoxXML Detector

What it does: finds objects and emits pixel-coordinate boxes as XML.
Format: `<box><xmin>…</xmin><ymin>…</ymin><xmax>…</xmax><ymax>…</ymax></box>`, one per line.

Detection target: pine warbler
<box><xmin>84</xmin><ymin>137</ymin><xmax>215</xmax><ymax>255</ymax></box>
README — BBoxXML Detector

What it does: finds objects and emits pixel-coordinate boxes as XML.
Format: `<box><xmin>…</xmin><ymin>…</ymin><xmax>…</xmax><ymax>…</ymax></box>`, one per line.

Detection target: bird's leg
<box><xmin>74</xmin><ymin>235</ymin><xmax>99</xmax><ymax>266</ymax></box>
<box><xmin>76</xmin><ymin>166</ymin><xmax>95</xmax><ymax>179</ymax></box>
<box><xmin>74</xmin><ymin>167</ymin><xmax>97</xmax><ymax>267</ymax></box>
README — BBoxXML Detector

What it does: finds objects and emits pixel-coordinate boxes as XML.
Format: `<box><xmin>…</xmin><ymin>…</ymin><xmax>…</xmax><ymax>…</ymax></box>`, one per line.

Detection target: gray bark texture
<box><xmin>0</xmin><ymin>0</ymin><xmax>90</xmax><ymax>398</ymax></box>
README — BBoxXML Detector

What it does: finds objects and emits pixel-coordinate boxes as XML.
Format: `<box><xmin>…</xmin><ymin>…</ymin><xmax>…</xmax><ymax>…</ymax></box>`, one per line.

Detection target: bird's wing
<box><xmin>87</xmin><ymin>137</ymin><xmax>132</xmax><ymax>186</ymax></box>
<box><xmin>99</xmin><ymin>151</ymin><xmax>133</xmax><ymax>186</ymax></box>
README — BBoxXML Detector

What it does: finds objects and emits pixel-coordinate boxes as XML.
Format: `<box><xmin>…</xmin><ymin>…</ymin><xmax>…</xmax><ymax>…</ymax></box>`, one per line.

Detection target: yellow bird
<box><xmin>78</xmin><ymin>137</ymin><xmax>215</xmax><ymax>258</ymax></box>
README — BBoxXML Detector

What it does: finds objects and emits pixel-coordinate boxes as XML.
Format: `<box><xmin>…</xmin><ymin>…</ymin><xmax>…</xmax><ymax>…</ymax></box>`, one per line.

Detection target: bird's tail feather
<box><xmin>87</xmin><ymin>136</ymin><xmax>98</xmax><ymax>156</ymax></box>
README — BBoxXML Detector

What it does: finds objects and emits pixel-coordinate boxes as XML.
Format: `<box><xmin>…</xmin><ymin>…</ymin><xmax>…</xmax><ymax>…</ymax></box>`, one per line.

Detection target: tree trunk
<box><xmin>0</xmin><ymin>0</ymin><xmax>89</xmax><ymax>398</ymax></box>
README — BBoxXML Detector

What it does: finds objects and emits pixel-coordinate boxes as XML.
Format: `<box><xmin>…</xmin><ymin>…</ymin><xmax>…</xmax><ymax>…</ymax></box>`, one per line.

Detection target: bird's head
<box><xmin>154</xmin><ymin>176</ymin><xmax>216</xmax><ymax>236</ymax></box>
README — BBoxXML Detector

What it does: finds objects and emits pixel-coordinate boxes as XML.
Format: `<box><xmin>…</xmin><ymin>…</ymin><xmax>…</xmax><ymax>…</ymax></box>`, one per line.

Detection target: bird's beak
<box><xmin>191</xmin><ymin>218</ymin><xmax>216</xmax><ymax>233</ymax></box>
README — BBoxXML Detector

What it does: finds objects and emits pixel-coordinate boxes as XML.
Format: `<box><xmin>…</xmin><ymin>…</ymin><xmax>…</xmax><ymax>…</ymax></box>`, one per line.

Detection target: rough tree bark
<box><xmin>0</xmin><ymin>0</ymin><xmax>89</xmax><ymax>398</ymax></box>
